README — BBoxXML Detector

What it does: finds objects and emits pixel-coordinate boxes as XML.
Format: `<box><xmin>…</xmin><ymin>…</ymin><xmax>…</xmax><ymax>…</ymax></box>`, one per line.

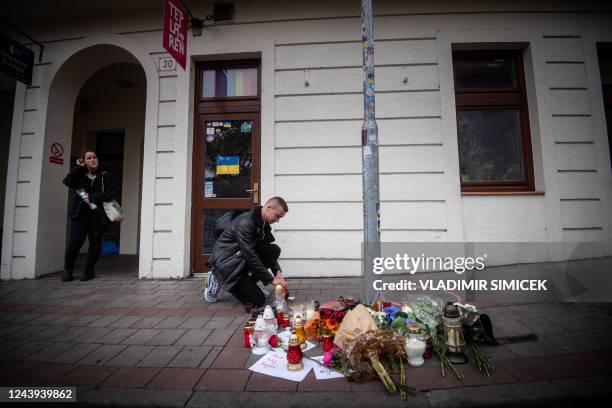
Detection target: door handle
<box><xmin>246</xmin><ymin>182</ymin><xmax>259</xmax><ymax>204</ymax></box>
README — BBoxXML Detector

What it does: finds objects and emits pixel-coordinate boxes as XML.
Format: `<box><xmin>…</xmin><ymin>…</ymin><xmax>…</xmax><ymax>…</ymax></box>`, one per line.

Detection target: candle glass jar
<box><xmin>250</xmin><ymin>315</ymin><xmax>271</xmax><ymax>355</ymax></box>
<box><xmin>282</xmin><ymin>312</ymin><xmax>291</xmax><ymax>329</ymax></box>
<box><xmin>244</xmin><ymin>322</ymin><xmax>254</xmax><ymax>348</ymax></box>
<box><xmin>321</xmin><ymin>333</ymin><xmax>334</xmax><ymax>352</ymax></box>
<box><xmin>294</xmin><ymin>314</ymin><xmax>307</xmax><ymax>350</ymax></box>
<box><xmin>263</xmin><ymin>305</ymin><xmax>278</xmax><ymax>336</ymax></box>
<box><xmin>405</xmin><ymin>324</ymin><xmax>427</xmax><ymax>366</ymax></box>
<box><xmin>287</xmin><ymin>331</ymin><xmax>304</xmax><ymax>371</ymax></box>
<box><xmin>443</xmin><ymin>302</ymin><xmax>468</xmax><ymax>364</ymax></box>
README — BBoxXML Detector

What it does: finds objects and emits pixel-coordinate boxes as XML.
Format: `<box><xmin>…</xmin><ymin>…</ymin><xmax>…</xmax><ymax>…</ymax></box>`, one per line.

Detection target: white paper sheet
<box><xmin>276</xmin><ymin>330</ymin><xmax>317</xmax><ymax>352</ymax></box>
<box><xmin>248</xmin><ymin>350</ymin><xmax>314</xmax><ymax>382</ymax></box>
<box><xmin>310</xmin><ymin>355</ymin><xmax>346</xmax><ymax>380</ymax></box>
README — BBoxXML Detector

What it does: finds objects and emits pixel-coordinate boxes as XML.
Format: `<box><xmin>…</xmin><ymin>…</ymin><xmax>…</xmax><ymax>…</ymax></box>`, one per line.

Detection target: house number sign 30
<box><xmin>159</xmin><ymin>57</ymin><xmax>177</xmax><ymax>71</ymax></box>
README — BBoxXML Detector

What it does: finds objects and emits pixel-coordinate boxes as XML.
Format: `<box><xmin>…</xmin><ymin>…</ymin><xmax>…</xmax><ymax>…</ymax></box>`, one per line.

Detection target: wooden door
<box><xmin>193</xmin><ymin>113</ymin><xmax>261</xmax><ymax>272</ymax></box>
<box><xmin>96</xmin><ymin>130</ymin><xmax>124</xmax><ymax>248</ymax></box>
<box><xmin>192</xmin><ymin>60</ymin><xmax>261</xmax><ymax>273</ymax></box>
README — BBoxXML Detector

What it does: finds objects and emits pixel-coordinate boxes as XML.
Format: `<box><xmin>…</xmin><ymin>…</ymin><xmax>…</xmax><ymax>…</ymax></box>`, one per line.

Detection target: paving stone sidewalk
<box><xmin>1</xmin><ymin>259</ymin><xmax>611</xmax><ymax>407</ymax></box>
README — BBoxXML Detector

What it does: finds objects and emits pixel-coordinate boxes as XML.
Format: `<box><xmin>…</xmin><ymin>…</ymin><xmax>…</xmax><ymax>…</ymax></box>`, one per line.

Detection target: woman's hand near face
<box><xmin>76</xmin><ymin>159</ymin><xmax>85</xmax><ymax>167</ymax></box>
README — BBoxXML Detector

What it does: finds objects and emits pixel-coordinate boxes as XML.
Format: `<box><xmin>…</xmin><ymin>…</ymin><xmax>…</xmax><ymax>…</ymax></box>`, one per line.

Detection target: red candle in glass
<box><xmin>423</xmin><ymin>340</ymin><xmax>432</xmax><ymax>359</ymax></box>
<box><xmin>277</xmin><ymin>311</ymin><xmax>284</xmax><ymax>327</ymax></box>
<box><xmin>321</xmin><ymin>334</ymin><xmax>334</xmax><ymax>352</ymax></box>
<box><xmin>244</xmin><ymin>324</ymin><xmax>254</xmax><ymax>348</ymax></box>
<box><xmin>286</xmin><ymin>332</ymin><xmax>304</xmax><ymax>371</ymax></box>
<box><xmin>282</xmin><ymin>313</ymin><xmax>290</xmax><ymax>328</ymax></box>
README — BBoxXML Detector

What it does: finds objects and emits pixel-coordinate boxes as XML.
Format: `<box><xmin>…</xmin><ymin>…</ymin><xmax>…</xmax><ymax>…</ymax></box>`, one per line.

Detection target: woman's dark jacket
<box><xmin>63</xmin><ymin>165</ymin><xmax>115</xmax><ymax>224</ymax></box>
<box><xmin>208</xmin><ymin>207</ymin><xmax>280</xmax><ymax>293</ymax></box>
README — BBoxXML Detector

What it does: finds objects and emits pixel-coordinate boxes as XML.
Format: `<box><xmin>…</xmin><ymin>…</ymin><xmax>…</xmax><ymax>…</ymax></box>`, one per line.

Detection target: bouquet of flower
<box><xmin>383</xmin><ymin>306</ymin><xmax>401</xmax><ymax>326</ymax></box>
<box><xmin>322</xmin><ymin>346</ymin><xmax>343</xmax><ymax>371</ymax></box>
<box><xmin>304</xmin><ymin>311</ymin><xmax>322</xmax><ymax>340</ymax></box>
<box><xmin>341</xmin><ymin>330</ymin><xmax>405</xmax><ymax>393</ymax></box>
<box><xmin>410</xmin><ymin>296</ymin><xmax>464</xmax><ymax>380</ymax></box>
<box><xmin>366</xmin><ymin>307</ymin><xmax>388</xmax><ymax>330</ymax></box>
<box><xmin>454</xmin><ymin>303</ymin><xmax>495</xmax><ymax>377</ymax></box>
<box><xmin>319</xmin><ymin>301</ymin><xmax>348</xmax><ymax>336</ymax></box>
<box><xmin>409</xmin><ymin>296</ymin><xmax>443</xmax><ymax>341</ymax></box>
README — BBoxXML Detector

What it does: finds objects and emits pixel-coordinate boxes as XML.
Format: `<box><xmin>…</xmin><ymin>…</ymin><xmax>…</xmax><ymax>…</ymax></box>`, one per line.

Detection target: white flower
<box><xmin>454</xmin><ymin>303</ymin><xmax>477</xmax><ymax>313</ymax></box>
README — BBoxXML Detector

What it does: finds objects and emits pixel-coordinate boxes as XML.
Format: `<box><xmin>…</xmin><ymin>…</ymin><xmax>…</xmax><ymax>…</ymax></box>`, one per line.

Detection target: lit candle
<box><xmin>294</xmin><ymin>314</ymin><xmax>307</xmax><ymax>350</ymax></box>
<box><xmin>286</xmin><ymin>331</ymin><xmax>304</xmax><ymax>371</ymax></box>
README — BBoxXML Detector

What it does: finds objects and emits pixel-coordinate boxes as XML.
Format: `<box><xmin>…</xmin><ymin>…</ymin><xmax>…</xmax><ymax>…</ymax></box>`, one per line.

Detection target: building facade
<box><xmin>1</xmin><ymin>0</ymin><xmax>611</xmax><ymax>280</ymax></box>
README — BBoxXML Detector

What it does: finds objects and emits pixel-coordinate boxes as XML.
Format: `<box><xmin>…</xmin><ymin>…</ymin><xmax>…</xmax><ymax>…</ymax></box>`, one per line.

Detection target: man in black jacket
<box><xmin>205</xmin><ymin>197</ymin><xmax>289</xmax><ymax>307</ymax></box>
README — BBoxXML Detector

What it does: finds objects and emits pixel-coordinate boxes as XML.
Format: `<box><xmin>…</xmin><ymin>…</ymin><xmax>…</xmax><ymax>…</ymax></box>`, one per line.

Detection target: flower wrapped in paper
<box><xmin>318</xmin><ymin>300</ymin><xmax>347</xmax><ymax>336</ymax></box>
<box><xmin>304</xmin><ymin>310</ymin><xmax>322</xmax><ymax>341</ymax></box>
<box><xmin>333</xmin><ymin>304</ymin><xmax>379</xmax><ymax>349</ymax></box>
<box><xmin>340</xmin><ymin>330</ymin><xmax>406</xmax><ymax>393</ymax></box>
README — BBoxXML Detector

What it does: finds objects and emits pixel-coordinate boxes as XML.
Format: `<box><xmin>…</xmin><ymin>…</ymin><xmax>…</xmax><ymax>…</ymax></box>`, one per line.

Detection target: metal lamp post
<box><xmin>361</xmin><ymin>0</ymin><xmax>381</xmax><ymax>304</ymax></box>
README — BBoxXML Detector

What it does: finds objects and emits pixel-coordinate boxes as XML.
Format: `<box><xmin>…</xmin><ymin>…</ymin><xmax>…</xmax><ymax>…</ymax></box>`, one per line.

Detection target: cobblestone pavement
<box><xmin>1</xmin><ymin>257</ymin><xmax>611</xmax><ymax>407</ymax></box>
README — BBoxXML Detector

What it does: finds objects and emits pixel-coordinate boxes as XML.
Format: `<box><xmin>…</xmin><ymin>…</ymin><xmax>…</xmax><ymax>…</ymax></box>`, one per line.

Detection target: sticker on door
<box><xmin>216</xmin><ymin>156</ymin><xmax>240</xmax><ymax>175</ymax></box>
<box><xmin>204</xmin><ymin>181</ymin><xmax>216</xmax><ymax>197</ymax></box>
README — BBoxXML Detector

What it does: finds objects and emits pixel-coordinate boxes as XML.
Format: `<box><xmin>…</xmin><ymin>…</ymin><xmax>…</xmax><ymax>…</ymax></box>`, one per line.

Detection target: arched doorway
<box><xmin>34</xmin><ymin>43</ymin><xmax>151</xmax><ymax>278</ymax></box>
<box><xmin>67</xmin><ymin>62</ymin><xmax>146</xmax><ymax>276</ymax></box>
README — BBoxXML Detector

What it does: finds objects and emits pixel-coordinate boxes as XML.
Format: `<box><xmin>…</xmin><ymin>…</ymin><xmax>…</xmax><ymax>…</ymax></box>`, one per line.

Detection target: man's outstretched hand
<box><xmin>272</xmin><ymin>271</ymin><xmax>288</xmax><ymax>291</ymax></box>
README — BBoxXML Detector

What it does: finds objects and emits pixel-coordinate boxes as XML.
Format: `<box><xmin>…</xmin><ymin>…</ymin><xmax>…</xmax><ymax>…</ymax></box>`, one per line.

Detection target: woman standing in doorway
<box><xmin>61</xmin><ymin>149</ymin><xmax>115</xmax><ymax>282</ymax></box>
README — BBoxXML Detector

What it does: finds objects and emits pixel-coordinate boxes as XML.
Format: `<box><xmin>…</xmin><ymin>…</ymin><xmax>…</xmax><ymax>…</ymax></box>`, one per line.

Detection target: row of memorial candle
<box><xmin>245</xmin><ymin>285</ymin><xmax>316</xmax><ymax>352</ymax></box>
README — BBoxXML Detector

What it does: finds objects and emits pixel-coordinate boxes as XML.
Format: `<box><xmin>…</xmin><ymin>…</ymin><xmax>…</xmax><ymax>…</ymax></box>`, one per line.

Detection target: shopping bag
<box><xmin>103</xmin><ymin>200</ymin><xmax>125</xmax><ymax>222</ymax></box>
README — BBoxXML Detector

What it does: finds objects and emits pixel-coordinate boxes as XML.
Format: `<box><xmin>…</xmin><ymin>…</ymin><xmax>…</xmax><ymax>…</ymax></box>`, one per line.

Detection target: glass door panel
<box><xmin>193</xmin><ymin>113</ymin><xmax>260</xmax><ymax>272</ymax></box>
<box><xmin>203</xmin><ymin>119</ymin><xmax>253</xmax><ymax>199</ymax></box>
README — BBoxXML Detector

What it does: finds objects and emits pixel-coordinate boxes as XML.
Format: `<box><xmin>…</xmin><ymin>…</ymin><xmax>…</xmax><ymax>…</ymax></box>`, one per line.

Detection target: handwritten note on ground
<box><xmin>310</xmin><ymin>355</ymin><xmax>346</xmax><ymax>380</ymax></box>
<box><xmin>248</xmin><ymin>350</ymin><xmax>314</xmax><ymax>382</ymax></box>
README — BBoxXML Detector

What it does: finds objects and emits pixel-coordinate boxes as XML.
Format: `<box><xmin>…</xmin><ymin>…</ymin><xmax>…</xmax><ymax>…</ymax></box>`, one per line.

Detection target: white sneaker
<box><xmin>204</xmin><ymin>272</ymin><xmax>218</xmax><ymax>303</ymax></box>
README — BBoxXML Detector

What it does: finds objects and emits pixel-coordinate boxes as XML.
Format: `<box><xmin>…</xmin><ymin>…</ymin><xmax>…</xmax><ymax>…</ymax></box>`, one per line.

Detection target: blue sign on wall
<box><xmin>0</xmin><ymin>32</ymin><xmax>34</xmax><ymax>86</ymax></box>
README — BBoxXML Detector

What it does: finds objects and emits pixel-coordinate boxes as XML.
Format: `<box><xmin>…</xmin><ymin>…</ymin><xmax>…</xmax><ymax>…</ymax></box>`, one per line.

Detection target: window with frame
<box><xmin>453</xmin><ymin>49</ymin><xmax>535</xmax><ymax>192</ymax></box>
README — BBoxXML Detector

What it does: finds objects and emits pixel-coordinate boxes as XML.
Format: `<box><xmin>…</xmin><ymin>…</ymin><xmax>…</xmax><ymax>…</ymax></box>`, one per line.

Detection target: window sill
<box><xmin>461</xmin><ymin>191</ymin><xmax>545</xmax><ymax>196</ymax></box>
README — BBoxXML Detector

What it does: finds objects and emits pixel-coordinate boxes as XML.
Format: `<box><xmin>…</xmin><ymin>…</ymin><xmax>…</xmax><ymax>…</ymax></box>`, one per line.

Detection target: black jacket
<box><xmin>209</xmin><ymin>207</ymin><xmax>280</xmax><ymax>292</ymax></box>
<box><xmin>63</xmin><ymin>165</ymin><xmax>115</xmax><ymax>223</ymax></box>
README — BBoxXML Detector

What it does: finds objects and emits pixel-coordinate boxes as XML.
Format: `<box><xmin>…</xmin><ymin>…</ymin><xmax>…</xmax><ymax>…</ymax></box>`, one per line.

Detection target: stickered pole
<box><xmin>361</xmin><ymin>0</ymin><xmax>381</xmax><ymax>304</ymax></box>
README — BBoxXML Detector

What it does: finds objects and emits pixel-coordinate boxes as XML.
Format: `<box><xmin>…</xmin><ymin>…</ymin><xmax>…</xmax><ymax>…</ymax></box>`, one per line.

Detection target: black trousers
<box><xmin>64</xmin><ymin>209</ymin><xmax>106</xmax><ymax>277</ymax></box>
<box><xmin>229</xmin><ymin>244</ymin><xmax>281</xmax><ymax>307</ymax></box>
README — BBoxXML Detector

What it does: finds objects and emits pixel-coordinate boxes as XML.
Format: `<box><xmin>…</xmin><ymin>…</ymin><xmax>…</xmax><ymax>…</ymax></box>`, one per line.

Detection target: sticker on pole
<box><xmin>376</xmin><ymin>202</ymin><xmax>380</xmax><ymax>235</ymax></box>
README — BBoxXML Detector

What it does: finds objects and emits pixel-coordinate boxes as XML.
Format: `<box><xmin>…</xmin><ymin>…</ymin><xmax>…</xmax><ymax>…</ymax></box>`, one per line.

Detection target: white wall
<box><xmin>2</xmin><ymin>0</ymin><xmax>611</xmax><ymax>279</ymax></box>
<box><xmin>2</xmin><ymin>35</ymin><xmax>159</xmax><ymax>280</ymax></box>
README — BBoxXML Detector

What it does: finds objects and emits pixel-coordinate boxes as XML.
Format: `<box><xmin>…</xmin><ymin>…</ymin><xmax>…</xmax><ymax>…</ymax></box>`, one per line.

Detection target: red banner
<box><xmin>163</xmin><ymin>0</ymin><xmax>188</xmax><ymax>69</ymax></box>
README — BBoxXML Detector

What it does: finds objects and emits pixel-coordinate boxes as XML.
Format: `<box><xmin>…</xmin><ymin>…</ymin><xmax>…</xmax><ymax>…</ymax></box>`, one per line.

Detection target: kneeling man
<box><xmin>205</xmin><ymin>197</ymin><xmax>289</xmax><ymax>308</ymax></box>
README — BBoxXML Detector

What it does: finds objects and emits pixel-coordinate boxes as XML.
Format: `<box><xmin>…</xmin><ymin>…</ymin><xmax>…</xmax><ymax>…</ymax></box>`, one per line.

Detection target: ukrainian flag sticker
<box><xmin>216</xmin><ymin>156</ymin><xmax>240</xmax><ymax>175</ymax></box>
